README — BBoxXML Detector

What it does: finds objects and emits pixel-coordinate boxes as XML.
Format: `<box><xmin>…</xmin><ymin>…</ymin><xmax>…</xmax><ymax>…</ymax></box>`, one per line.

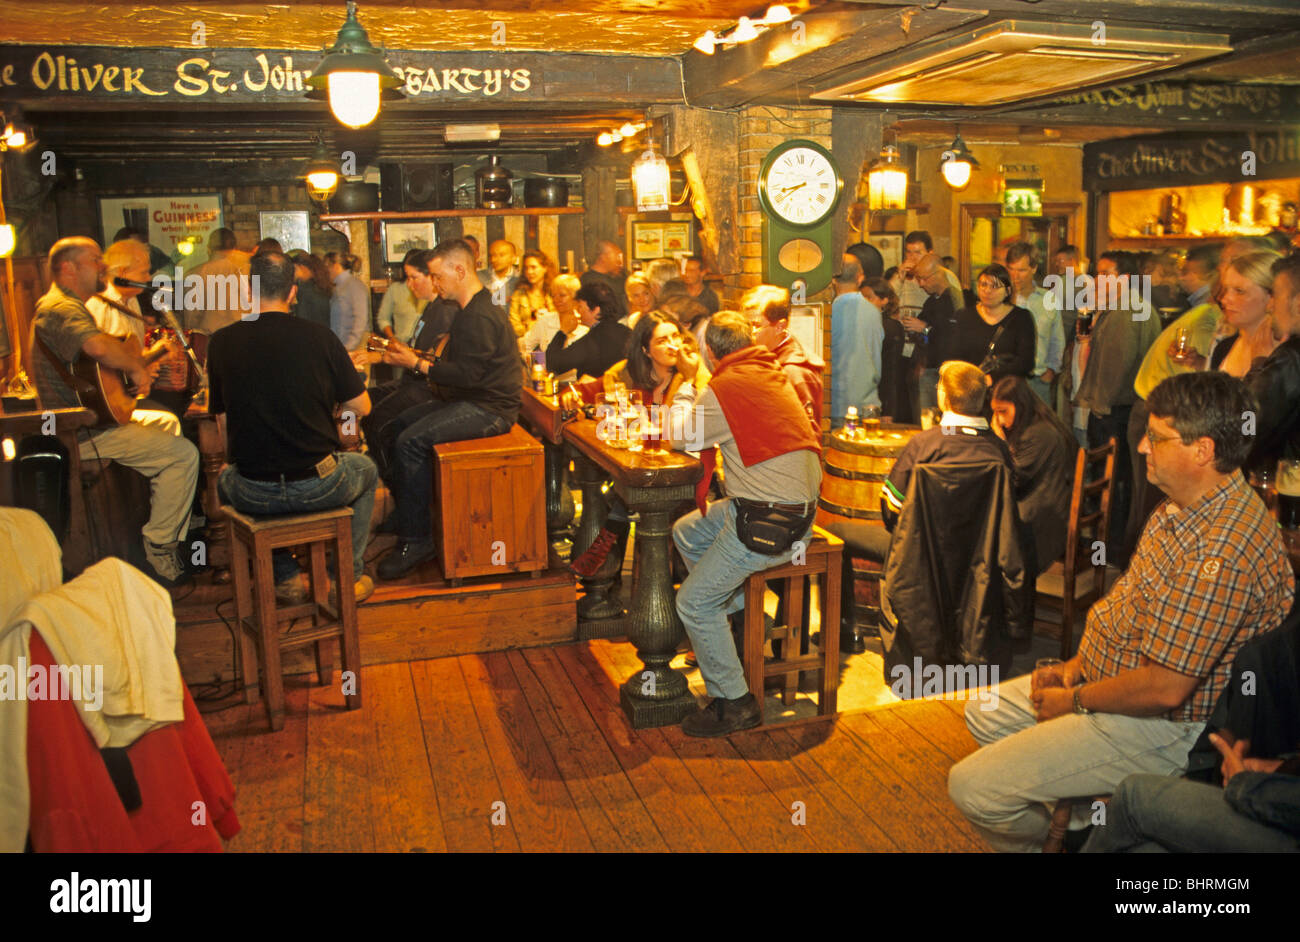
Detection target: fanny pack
<box><xmin>733</xmin><ymin>498</ymin><xmax>815</xmax><ymax>556</ymax></box>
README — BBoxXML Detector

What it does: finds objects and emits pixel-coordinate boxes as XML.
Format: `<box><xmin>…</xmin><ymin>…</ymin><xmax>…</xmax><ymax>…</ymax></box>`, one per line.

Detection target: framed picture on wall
<box><xmin>97</xmin><ymin>193</ymin><xmax>223</xmax><ymax>260</ymax></box>
<box><xmin>870</xmin><ymin>233</ymin><xmax>903</xmax><ymax>273</ymax></box>
<box><xmin>259</xmin><ymin>211</ymin><xmax>311</xmax><ymax>253</ymax></box>
<box><xmin>629</xmin><ymin>214</ymin><xmax>695</xmax><ymax>261</ymax></box>
<box><xmin>384</xmin><ymin>221</ymin><xmax>438</xmax><ymax>264</ymax></box>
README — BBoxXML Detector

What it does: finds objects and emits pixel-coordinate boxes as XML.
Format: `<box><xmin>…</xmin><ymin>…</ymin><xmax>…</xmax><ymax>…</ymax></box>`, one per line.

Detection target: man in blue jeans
<box><xmin>207</xmin><ymin>251</ymin><xmax>378</xmax><ymax>603</ymax></box>
<box><xmin>375</xmin><ymin>240</ymin><xmax>522</xmax><ymax>579</ymax></box>
<box><xmin>667</xmin><ymin>311</ymin><xmax>823</xmax><ymax>737</ymax></box>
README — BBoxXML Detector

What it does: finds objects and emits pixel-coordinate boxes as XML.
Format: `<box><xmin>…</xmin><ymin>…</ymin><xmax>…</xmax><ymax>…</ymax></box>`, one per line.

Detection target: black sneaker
<box><xmin>377</xmin><ymin>539</ymin><xmax>436</xmax><ymax>580</ymax></box>
<box><xmin>680</xmin><ymin>693</ymin><xmax>761</xmax><ymax>738</ymax></box>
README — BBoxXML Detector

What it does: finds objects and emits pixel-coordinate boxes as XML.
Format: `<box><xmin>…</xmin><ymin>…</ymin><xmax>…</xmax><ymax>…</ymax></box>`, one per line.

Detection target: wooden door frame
<box><xmin>958</xmin><ymin>201</ymin><xmax>1080</xmax><ymax>286</ymax></box>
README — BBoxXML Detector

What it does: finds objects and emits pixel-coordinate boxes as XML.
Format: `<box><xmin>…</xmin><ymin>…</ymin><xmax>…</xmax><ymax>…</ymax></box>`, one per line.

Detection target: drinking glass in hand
<box><xmin>1032</xmin><ymin>657</ymin><xmax>1064</xmax><ymax>692</ymax></box>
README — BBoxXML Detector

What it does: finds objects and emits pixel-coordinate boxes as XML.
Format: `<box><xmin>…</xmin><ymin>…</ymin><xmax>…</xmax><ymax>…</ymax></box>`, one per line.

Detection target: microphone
<box><xmin>113</xmin><ymin>276</ymin><xmax>157</xmax><ymax>291</ymax></box>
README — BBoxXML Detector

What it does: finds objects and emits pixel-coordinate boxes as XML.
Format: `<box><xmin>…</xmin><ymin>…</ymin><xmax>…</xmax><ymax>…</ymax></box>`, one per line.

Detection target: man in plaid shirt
<box><xmin>948</xmin><ymin>371</ymin><xmax>1295</xmax><ymax>852</ymax></box>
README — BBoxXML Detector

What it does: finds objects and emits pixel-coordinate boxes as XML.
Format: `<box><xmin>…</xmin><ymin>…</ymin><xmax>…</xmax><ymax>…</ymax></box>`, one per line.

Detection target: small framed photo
<box><xmin>384</xmin><ymin>221</ymin><xmax>438</xmax><ymax>264</ymax></box>
<box><xmin>259</xmin><ymin>211</ymin><xmax>311</xmax><ymax>253</ymax></box>
<box><xmin>871</xmin><ymin>234</ymin><xmax>903</xmax><ymax>273</ymax></box>
<box><xmin>788</xmin><ymin>302</ymin><xmax>824</xmax><ymax>361</ymax></box>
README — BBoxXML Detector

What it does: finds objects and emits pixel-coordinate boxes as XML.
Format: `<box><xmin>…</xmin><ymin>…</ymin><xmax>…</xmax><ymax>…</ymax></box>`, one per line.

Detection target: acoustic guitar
<box><xmin>69</xmin><ymin>334</ymin><xmax>172</xmax><ymax>426</ymax></box>
<box><xmin>366</xmin><ymin>333</ymin><xmax>457</xmax><ymax>401</ymax></box>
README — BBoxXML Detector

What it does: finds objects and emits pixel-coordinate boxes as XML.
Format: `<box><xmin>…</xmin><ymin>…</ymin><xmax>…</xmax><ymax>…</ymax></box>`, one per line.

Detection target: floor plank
<box><xmin>890</xmin><ymin>698</ymin><xmax>982</xmax><ymax>764</ymax></box>
<box><xmin>513</xmin><ymin>648</ymin><xmax>670</xmax><ymax>852</ymax></box>
<box><xmin>362</xmin><ymin>662</ymin><xmax>449</xmax><ymax>853</ymax></box>
<box><xmin>462</xmin><ymin>652</ymin><xmax>596</xmax><ymax>852</ymax></box>
<box><xmin>554</xmin><ymin>644</ymin><xmax>742</xmax><ymax>852</ymax></box>
<box><xmin>226</xmin><ymin>686</ymin><xmax>309</xmax><ymax>814</ymax></box>
<box><xmin>303</xmin><ymin>670</ymin><xmax>379</xmax><ymax>852</ymax></box>
<box><xmin>838</xmin><ymin>710</ymin><xmax>987</xmax><ymax>850</ymax></box>
<box><xmin>784</xmin><ymin>719</ymin><xmax>974</xmax><ymax>852</ymax></box>
<box><xmin>410</xmin><ymin>657</ymin><xmax>519</xmax><ymax>853</ymax></box>
<box><xmin>730</xmin><ymin>727</ymin><xmax>892</xmax><ymax>852</ymax></box>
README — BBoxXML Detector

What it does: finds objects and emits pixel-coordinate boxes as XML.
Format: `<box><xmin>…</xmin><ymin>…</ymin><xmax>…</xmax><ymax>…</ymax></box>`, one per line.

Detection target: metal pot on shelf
<box><xmin>523</xmin><ymin>177</ymin><xmax>569</xmax><ymax>208</ymax></box>
<box><xmin>476</xmin><ymin>155</ymin><xmax>513</xmax><ymax>209</ymax></box>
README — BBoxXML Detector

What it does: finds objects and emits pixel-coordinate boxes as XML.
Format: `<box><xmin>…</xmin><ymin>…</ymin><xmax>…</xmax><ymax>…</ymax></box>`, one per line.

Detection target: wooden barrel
<box><xmin>817</xmin><ymin>426</ymin><xmax>921</xmax><ymax>527</ymax></box>
<box><xmin>817</xmin><ymin>425</ymin><xmax>920</xmax><ymax>631</ymax></box>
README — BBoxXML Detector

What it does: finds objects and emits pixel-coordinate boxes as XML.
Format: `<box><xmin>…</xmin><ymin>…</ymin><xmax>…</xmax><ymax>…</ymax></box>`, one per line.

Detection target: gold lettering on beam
<box><xmin>244</xmin><ymin>53</ymin><xmax>270</xmax><ymax>91</ymax></box>
<box><xmin>175</xmin><ymin>58</ymin><xmax>210</xmax><ymax>95</ymax></box>
<box><xmin>122</xmin><ymin>66</ymin><xmax>167</xmax><ymax>95</ymax></box>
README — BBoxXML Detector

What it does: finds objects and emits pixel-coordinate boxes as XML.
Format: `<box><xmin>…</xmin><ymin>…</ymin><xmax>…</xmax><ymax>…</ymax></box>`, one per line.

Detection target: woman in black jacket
<box><xmin>990</xmin><ymin>374</ymin><xmax>1078</xmax><ymax>575</ymax></box>
<box><xmin>953</xmin><ymin>264</ymin><xmax>1037</xmax><ymax>382</ymax></box>
<box><xmin>545</xmin><ymin>281</ymin><xmax>631</xmax><ymax>380</ymax></box>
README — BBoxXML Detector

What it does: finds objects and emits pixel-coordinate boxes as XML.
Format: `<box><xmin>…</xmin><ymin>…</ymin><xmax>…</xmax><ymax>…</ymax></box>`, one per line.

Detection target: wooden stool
<box><xmin>433</xmin><ymin>424</ymin><xmax>547</xmax><ymax>584</ymax></box>
<box><xmin>226</xmin><ymin>506</ymin><xmax>362</xmax><ymax>731</ymax></box>
<box><xmin>740</xmin><ymin>526</ymin><xmax>844</xmax><ymax>720</ymax></box>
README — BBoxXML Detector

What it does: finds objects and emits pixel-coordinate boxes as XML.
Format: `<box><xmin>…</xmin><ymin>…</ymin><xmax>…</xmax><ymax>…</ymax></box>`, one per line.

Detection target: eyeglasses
<box><xmin>1144</xmin><ymin>426</ymin><xmax>1184</xmax><ymax>447</ymax></box>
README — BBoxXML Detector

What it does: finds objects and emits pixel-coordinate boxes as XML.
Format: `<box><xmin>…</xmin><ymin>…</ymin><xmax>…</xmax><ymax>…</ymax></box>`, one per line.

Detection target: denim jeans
<box><xmin>361</xmin><ymin>378</ymin><xmax>435</xmax><ymax>488</ymax></box>
<box><xmin>1080</xmin><ymin>773</ymin><xmax>1299</xmax><ymax>853</ymax></box>
<box><xmin>1028</xmin><ymin>376</ymin><xmax>1053</xmax><ymax>407</ymax></box>
<box><xmin>219</xmin><ymin>452</ymin><xmax>378</xmax><ymax>583</ymax></box>
<box><xmin>1088</xmin><ymin>406</ymin><xmax>1133</xmax><ymax>563</ymax></box>
<box><xmin>673</xmin><ymin>497</ymin><xmax>812</xmax><ymax>701</ymax></box>
<box><xmin>947</xmin><ymin>673</ymin><xmax>1204</xmax><ymax>852</ymax></box>
<box><xmin>388</xmin><ymin>399</ymin><xmax>512</xmax><ymax>541</ymax></box>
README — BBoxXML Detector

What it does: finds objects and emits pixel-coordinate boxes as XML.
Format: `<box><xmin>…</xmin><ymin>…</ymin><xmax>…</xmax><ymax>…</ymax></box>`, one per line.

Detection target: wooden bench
<box><xmin>740</xmin><ymin>525</ymin><xmax>844</xmax><ymax>721</ymax></box>
<box><xmin>226</xmin><ymin>506</ymin><xmax>361</xmax><ymax>731</ymax></box>
<box><xmin>433</xmin><ymin>424</ymin><xmax>547</xmax><ymax>584</ymax></box>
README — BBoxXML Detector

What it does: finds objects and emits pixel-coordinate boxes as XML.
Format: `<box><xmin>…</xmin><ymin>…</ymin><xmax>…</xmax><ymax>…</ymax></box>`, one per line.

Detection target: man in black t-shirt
<box><xmin>208</xmin><ymin>251</ymin><xmax>379</xmax><ymax>603</ymax></box>
<box><xmin>376</xmin><ymin>239</ymin><xmax>523</xmax><ymax>580</ymax></box>
<box><xmin>901</xmin><ymin>253</ymin><xmax>965</xmax><ymax>414</ymax></box>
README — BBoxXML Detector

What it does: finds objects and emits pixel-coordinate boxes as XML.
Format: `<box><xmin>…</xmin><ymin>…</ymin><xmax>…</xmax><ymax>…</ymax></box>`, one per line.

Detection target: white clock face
<box><xmin>763</xmin><ymin>146</ymin><xmax>838</xmax><ymax>226</ymax></box>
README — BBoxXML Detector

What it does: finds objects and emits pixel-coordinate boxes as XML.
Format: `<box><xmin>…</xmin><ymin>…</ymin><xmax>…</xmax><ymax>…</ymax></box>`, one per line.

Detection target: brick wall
<box><xmin>732</xmin><ymin>104</ymin><xmax>833</xmax><ymax>301</ymax></box>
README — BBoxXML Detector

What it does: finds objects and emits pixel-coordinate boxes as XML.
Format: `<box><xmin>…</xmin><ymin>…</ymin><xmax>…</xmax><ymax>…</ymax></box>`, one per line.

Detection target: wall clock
<box><xmin>759</xmin><ymin>139</ymin><xmax>843</xmax><ymax>296</ymax></box>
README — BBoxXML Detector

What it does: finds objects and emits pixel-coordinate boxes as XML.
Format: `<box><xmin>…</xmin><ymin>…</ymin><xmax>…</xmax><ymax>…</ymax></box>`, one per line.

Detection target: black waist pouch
<box><xmin>733</xmin><ymin>498</ymin><xmax>816</xmax><ymax>556</ymax></box>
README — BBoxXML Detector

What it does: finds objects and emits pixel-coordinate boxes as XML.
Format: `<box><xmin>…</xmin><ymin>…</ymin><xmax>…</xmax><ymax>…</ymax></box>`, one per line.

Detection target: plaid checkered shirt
<box><xmin>1078</xmin><ymin>471</ymin><xmax>1295</xmax><ymax>723</ymax></box>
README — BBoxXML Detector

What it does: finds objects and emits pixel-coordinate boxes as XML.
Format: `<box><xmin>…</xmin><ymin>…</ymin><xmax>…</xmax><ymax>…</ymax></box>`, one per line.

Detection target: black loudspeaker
<box><xmin>13</xmin><ymin>435</ymin><xmax>71</xmax><ymax>539</ymax></box>
<box><xmin>380</xmin><ymin>162</ymin><xmax>454</xmax><ymax>211</ymax></box>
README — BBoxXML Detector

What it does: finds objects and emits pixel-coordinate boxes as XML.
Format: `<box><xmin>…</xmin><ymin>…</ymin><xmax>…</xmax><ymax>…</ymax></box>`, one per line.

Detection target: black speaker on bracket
<box><xmin>380</xmin><ymin>162</ymin><xmax>454</xmax><ymax>211</ymax></box>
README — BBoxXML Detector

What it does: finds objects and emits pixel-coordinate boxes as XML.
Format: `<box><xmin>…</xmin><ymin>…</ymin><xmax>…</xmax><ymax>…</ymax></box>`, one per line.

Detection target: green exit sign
<box><xmin>1002</xmin><ymin>186</ymin><xmax>1043</xmax><ymax>217</ymax></box>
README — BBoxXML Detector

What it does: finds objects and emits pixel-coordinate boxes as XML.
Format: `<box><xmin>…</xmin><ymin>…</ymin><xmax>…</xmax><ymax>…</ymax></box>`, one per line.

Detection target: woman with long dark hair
<box><xmin>290</xmin><ymin>250</ymin><xmax>333</xmax><ymax>329</ymax></box>
<box><xmin>863</xmin><ymin>276</ymin><xmax>914</xmax><ymax>424</ymax></box>
<box><xmin>989</xmin><ymin>374</ymin><xmax>1078</xmax><ymax>575</ymax></box>
<box><xmin>953</xmin><ymin>263</ymin><xmax>1037</xmax><ymax>381</ymax></box>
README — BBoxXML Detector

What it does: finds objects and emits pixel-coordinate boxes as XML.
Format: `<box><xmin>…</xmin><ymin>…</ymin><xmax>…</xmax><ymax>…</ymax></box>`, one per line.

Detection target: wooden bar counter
<box><xmin>563</xmin><ymin>419</ymin><xmax>702</xmax><ymax>729</ymax></box>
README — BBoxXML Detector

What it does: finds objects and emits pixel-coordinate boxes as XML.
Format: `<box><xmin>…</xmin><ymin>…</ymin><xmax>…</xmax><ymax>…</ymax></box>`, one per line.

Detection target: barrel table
<box><xmin>816</xmin><ymin>425</ymin><xmax>921</xmax><ymax>645</ymax></box>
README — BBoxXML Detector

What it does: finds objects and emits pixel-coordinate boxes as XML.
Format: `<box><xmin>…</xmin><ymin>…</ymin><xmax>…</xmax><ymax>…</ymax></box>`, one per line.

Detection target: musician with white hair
<box><xmin>31</xmin><ymin>236</ymin><xmax>199</xmax><ymax>588</ymax></box>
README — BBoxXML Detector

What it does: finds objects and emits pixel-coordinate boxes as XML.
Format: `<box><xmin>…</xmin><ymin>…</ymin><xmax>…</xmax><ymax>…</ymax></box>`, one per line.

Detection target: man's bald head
<box><xmin>487</xmin><ymin>239</ymin><xmax>517</xmax><ymax>276</ymax></box>
<box><xmin>594</xmin><ymin>239</ymin><xmax>625</xmax><ymax>274</ymax></box>
<box><xmin>914</xmin><ymin>252</ymin><xmax>948</xmax><ymax>297</ymax></box>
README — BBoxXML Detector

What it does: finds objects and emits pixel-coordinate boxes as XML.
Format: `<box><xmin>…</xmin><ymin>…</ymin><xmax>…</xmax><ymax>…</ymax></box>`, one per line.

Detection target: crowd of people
<box><xmin>22</xmin><ymin>215</ymin><xmax>1300</xmax><ymax>848</ymax></box>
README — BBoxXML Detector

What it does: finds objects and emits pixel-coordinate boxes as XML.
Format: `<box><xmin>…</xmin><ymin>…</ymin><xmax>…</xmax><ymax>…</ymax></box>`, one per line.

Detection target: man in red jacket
<box><xmin>667</xmin><ymin>311</ymin><xmax>823</xmax><ymax>737</ymax></box>
<box><xmin>742</xmin><ymin>284</ymin><xmax>825</xmax><ymax>433</ymax></box>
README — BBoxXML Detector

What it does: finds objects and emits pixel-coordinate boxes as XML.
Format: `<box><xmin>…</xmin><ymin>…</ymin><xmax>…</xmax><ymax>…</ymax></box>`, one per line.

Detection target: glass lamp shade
<box><xmin>868</xmin><ymin>145</ymin><xmax>908</xmax><ymax>212</ymax></box>
<box><xmin>633</xmin><ymin>147</ymin><xmax>671</xmax><ymax>212</ymax></box>
<box><xmin>0</xmin><ymin>223</ymin><xmax>15</xmax><ymax>258</ymax></box>
<box><xmin>328</xmin><ymin>72</ymin><xmax>381</xmax><ymax>129</ymax></box>
<box><xmin>306</xmin><ymin>170</ymin><xmax>341</xmax><ymax>200</ymax></box>
<box><xmin>941</xmin><ymin>158</ymin><xmax>973</xmax><ymax>190</ymax></box>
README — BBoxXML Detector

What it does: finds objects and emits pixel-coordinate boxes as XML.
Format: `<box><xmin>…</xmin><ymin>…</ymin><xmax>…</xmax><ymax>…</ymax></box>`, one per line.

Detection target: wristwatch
<box><xmin>1073</xmin><ymin>685</ymin><xmax>1092</xmax><ymax>715</ymax></box>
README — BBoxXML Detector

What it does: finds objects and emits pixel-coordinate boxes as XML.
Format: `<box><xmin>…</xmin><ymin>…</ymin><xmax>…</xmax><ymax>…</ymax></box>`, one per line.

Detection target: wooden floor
<box><xmin>205</xmin><ymin>639</ymin><xmax>989</xmax><ymax>852</ymax></box>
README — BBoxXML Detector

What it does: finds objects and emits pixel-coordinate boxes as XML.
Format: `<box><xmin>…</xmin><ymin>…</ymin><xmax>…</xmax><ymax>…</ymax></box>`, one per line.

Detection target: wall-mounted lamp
<box><xmin>632</xmin><ymin>141</ymin><xmax>671</xmax><ymax>212</ymax></box>
<box><xmin>0</xmin><ymin>108</ymin><xmax>35</xmax><ymax>152</ymax></box>
<box><xmin>0</xmin><ymin>223</ymin><xmax>15</xmax><ymax>258</ymax></box>
<box><xmin>940</xmin><ymin>131</ymin><xmax>979</xmax><ymax>190</ymax></box>
<box><xmin>306</xmin><ymin>1</ymin><xmax>403</xmax><ymax>129</ymax></box>
<box><xmin>867</xmin><ymin>144</ymin><xmax>908</xmax><ymax>212</ymax></box>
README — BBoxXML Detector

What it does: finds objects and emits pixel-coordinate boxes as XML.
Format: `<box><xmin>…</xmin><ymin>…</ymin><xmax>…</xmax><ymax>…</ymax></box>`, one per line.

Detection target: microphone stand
<box><xmin>151</xmin><ymin>290</ymin><xmax>206</xmax><ymax>384</ymax></box>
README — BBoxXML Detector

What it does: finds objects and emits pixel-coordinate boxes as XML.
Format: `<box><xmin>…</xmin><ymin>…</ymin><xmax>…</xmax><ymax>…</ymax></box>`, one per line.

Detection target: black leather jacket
<box><xmin>880</xmin><ymin>461</ymin><xmax>1033</xmax><ymax>683</ymax></box>
<box><xmin>1245</xmin><ymin>337</ymin><xmax>1300</xmax><ymax>472</ymax></box>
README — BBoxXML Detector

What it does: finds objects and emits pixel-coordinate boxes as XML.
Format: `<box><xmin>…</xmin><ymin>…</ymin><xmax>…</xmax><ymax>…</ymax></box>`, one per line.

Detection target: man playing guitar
<box><xmin>32</xmin><ymin>237</ymin><xmax>199</xmax><ymax>587</ymax></box>
<box><xmin>373</xmin><ymin>239</ymin><xmax>523</xmax><ymax>580</ymax></box>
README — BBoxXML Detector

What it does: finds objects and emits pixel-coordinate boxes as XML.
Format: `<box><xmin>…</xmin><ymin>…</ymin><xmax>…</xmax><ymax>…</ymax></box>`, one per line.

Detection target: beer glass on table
<box><xmin>1279</xmin><ymin>459</ymin><xmax>1300</xmax><ymax>551</ymax></box>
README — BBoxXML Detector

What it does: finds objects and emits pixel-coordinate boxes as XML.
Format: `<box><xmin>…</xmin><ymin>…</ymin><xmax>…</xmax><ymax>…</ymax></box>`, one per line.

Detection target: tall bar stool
<box><xmin>740</xmin><ymin>526</ymin><xmax>844</xmax><ymax>721</ymax></box>
<box><xmin>226</xmin><ymin>506</ymin><xmax>362</xmax><ymax>731</ymax></box>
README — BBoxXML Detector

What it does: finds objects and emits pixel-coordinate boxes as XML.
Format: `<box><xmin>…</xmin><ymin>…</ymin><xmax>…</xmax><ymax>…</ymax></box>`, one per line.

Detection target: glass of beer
<box><xmin>1173</xmin><ymin>326</ymin><xmax>1191</xmax><ymax>360</ymax></box>
<box><xmin>1032</xmin><ymin>657</ymin><xmax>1064</xmax><ymax>692</ymax></box>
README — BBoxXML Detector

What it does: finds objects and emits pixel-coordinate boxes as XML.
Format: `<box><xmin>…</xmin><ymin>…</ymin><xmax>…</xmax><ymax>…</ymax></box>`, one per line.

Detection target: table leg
<box><xmin>543</xmin><ymin>439</ymin><xmax>575</xmax><ymax>563</ymax></box>
<box><xmin>617</xmin><ymin>485</ymin><xmax>698</xmax><ymax>728</ymax></box>
<box><xmin>195</xmin><ymin>416</ymin><xmax>231</xmax><ymax>583</ymax></box>
<box><xmin>570</xmin><ymin>449</ymin><xmax>624</xmax><ymax>635</ymax></box>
